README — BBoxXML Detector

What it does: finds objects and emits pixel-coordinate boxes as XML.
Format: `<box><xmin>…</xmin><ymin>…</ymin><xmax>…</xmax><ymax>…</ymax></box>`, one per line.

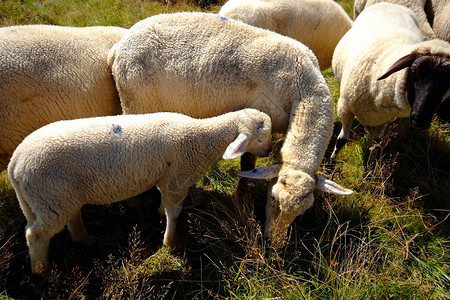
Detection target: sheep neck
<box><xmin>195</xmin><ymin>116</ymin><xmax>240</xmax><ymax>161</ymax></box>
<box><xmin>280</xmin><ymin>91</ymin><xmax>334</xmax><ymax>176</ymax></box>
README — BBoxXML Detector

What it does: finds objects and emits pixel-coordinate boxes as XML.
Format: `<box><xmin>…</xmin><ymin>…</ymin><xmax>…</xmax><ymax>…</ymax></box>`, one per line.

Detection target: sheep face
<box><xmin>407</xmin><ymin>55</ymin><xmax>450</xmax><ymax>129</ymax></box>
<box><xmin>243</xmin><ymin>119</ymin><xmax>273</xmax><ymax>158</ymax></box>
<box><xmin>240</xmin><ymin>165</ymin><xmax>353</xmax><ymax>242</ymax></box>
<box><xmin>265</xmin><ymin>170</ymin><xmax>315</xmax><ymax>240</ymax></box>
<box><xmin>379</xmin><ymin>52</ymin><xmax>450</xmax><ymax>129</ymax></box>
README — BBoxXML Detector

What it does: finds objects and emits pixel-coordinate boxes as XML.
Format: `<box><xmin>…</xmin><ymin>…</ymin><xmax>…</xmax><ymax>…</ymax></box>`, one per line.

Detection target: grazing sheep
<box><xmin>219</xmin><ymin>0</ymin><xmax>352</xmax><ymax>70</ymax></box>
<box><xmin>239</xmin><ymin>163</ymin><xmax>353</xmax><ymax>239</ymax></box>
<box><xmin>425</xmin><ymin>0</ymin><xmax>450</xmax><ymax>42</ymax></box>
<box><xmin>330</xmin><ymin>3</ymin><xmax>450</xmax><ymax>160</ymax></box>
<box><xmin>0</xmin><ymin>24</ymin><xmax>127</xmax><ymax>171</ymax></box>
<box><xmin>424</xmin><ymin>0</ymin><xmax>450</xmax><ymax>123</ymax></box>
<box><xmin>108</xmin><ymin>12</ymin><xmax>353</xmax><ymax>241</ymax></box>
<box><xmin>353</xmin><ymin>0</ymin><xmax>436</xmax><ymax>40</ymax></box>
<box><xmin>8</xmin><ymin>108</ymin><xmax>272</xmax><ymax>276</ymax></box>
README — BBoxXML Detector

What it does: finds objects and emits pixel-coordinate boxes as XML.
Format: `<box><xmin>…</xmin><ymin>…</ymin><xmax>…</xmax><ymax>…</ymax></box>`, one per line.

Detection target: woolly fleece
<box><xmin>0</xmin><ymin>25</ymin><xmax>127</xmax><ymax>171</ymax></box>
<box><xmin>353</xmin><ymin>0</ymin><xmax>436</xmax><ymax>39</ymax></box>
<box><xmin>219</xmin><ymin>0</ymin><xmax>352</xmax><ymax>70</ymax></box>
<box><xmin>108</xmin><ymin>12</ymin><xmax>336</xmax><ymax>239</ymax></box>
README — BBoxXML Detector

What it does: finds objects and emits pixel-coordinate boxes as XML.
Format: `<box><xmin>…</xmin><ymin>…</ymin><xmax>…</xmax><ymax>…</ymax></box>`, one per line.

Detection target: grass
<box><xmin>1</xmin><ymin>0</ymin><xmax>449</xmax><ymax>298</ymax></box>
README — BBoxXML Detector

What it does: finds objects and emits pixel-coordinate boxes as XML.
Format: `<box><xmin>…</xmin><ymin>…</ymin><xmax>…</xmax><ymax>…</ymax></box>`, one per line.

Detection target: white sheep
<box><xmin>218</xmin><ymin>0</ymin><xmax>352</xmax><ymax>70</ymax></box>
<box><xmin>8</xmin><ymin>108</ymin><xmax>273</xmax><ymax>276</ymax></box>
<box><xmin>108</xmin><ymin>12</ymin><xmax>353</xmax><ymax>241</ymax></box>
<box><xmin>353</xmin><ymin>0</ymin><xmax>436</xmax><ymax>40</ymax></box>
<box><xmin>0</xmin><ymin>24</ymin><xmax>127</xmax><ymax>171</ymax></box>
<box><xmin>425</xmin><ymin>0</ymin><xmax>450</xmax><ymax>42</ymax></box>
<box><xmin>330</xmin><ymin>3</ymin><xmax>450</xmax><ymax>160</ymax></box>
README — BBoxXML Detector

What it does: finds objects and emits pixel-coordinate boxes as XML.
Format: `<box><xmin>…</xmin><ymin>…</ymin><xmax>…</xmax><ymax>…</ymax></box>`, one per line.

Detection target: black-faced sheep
<box><xmin>331</xmin><ymin>3</ymin><xmax>450</xmax><ymax>161</ymax></box>
<box><xmin>8</xmin><ymin>108</ymin><xmax>272</xmax><ymax>277</ymax></box>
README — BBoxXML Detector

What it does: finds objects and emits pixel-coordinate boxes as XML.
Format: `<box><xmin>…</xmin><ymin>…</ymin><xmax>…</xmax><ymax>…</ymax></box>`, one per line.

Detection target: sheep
<box><xmin>108</xmin><ymin>12</ymin><xmax>353</xmax><ymax>241</ymax></box>
<box><xmin>424</xmin><ymin>0</ymin><xmax>450</xmax><ymax>123</ymax></box>
<box><xmin>353</xmin><ymin>0</ymin><xmax>436</xmax><ymax>40</ymax></box>
<box><xmin>218</xmin><ymin>0</ymin><xmax>352</xmax><ymax>70</ymax></box>
<box><xmin>425</xmin><ymin>0</ymin><xmax>450</xmax><ymax>42</ymax></box>
<box><xmin>330</xmin><ymin>3</ymin><xmax>450</xmax><ymax>161</ymax></box>
<box><xmin>0</xmin><ymin>24</ymin><xmax>127</xmax><ymax>171</ymax></box>
<box><xmin>7</xmin><ymin>108</ymin><xmax>273</xmax><ymax>276</ymax></box>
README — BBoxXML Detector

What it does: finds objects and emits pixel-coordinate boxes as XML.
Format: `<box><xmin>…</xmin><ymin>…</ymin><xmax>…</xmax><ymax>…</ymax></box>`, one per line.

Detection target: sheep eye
<box><xmin>258</xmin><ymin>139</ymin><xmax>263</xmax><ymax>143</ymax></box>
<box><xmin>410</xmin><ymin>65</ymin><xmax>417</xmax><ymax>73</ymax></box>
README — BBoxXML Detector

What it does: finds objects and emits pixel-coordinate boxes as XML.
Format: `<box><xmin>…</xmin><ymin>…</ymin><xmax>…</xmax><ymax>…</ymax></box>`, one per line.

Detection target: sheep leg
<box><xmin>240</xmin><ymin>152</ymin><xmax>257</xmax><ymax>171</ymax></box>
<box><xmin>367</xmin><ymin>123</ymin><xmax>388</xmax><ymax>163</ymax></box>
<box><xmin>331</xmin><ymin>110</ymin><xmax>354</xmax><ymax>161</ymax></box>
<box><xmin>25</xmin><ymin>223</ymin><xmax>59</xmax><ymax>277</ymax></box>
<box><xmin>159</xmin><ymin>187</ymin><xmax>187</xmax><ymax>250</ymax></box>
<box><xmin>330</xmin><ymin>124</ymin><xmax>350</xmax><ymax>161</ymax></box>
<box><xmin>67</xmin><ymin>210</ymin><xmax>95</xmax><ymax>246</ymax></box>
<box><xmin>237</xmin><ymin>152</ymin><xmax>257</xmax><ymax>196</ymax></box>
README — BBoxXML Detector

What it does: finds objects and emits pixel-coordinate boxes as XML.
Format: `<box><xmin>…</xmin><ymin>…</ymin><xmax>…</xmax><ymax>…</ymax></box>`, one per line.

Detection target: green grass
<box><xmin>0</xmin><ymin>0</ymin><xmax>217</xmax><ymax>28</ymax></box>
<box><xmin>1</xmin><ymin>0</ymin><xmax>449</xmax><ymax>299</ymax></box>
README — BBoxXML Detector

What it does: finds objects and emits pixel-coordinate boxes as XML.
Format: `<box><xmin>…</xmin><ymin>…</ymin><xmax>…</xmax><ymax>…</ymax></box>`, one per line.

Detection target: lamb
<box><xmin>108</xmin><ymin>12</ymin><xmax>353</xmax><ymax>241</ymax></box>
<box><xmin>425</xmin><ymin>0</ymin><xmax>450</xmax><ymax>42</ymax></box>
<box><xmin>330</xmin><ymin>3</ymin><xmax>450</xmax><ymax>161</ymax></box>
<box><xmin>353</xmin><ymin>0</ymin><xmax>436</xmax><ymax>40</ymax></box>
<box><xmin>0</xmin><ymin>24</ymin><xmax>127</xmax><ymax>171</ymax></box>
<box><xmin>218</xmin><ymin>0</ymin><xmax>353</xmax><ymax>70</ymax></box>
<box><xmin>7</xmin><ymin>108</ymin><xmax>273</xmax><ymax>276</ymax></box>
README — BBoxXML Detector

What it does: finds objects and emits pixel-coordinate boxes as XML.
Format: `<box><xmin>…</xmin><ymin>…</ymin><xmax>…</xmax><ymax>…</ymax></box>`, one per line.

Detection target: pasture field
<box><xmin>0</xmin><ymin>0</ymin><xmax>449</xmax><ymax>298</ymax></box>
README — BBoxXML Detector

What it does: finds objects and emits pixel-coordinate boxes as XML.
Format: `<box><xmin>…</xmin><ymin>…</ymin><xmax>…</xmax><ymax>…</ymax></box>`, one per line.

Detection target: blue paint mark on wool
<box><xmin>219</xmin><ymin>15</ymin><xmax>228</xmax><ymax>22</ymax></box>
<box><xmin>112</xmin><ymin>124</ymin><xmax>122</xmax><ymax>134</ymax></box>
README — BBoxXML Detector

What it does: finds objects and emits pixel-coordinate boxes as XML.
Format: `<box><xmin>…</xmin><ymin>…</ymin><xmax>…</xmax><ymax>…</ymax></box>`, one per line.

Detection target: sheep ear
<box><xmin>223</xmin><ymin>133</ymin><xmax>250</xmax><ymax>159</ymax></box>
<box><xmin>238</xmin><ymin>164</ymin><xmax>281</xmax><ymax>179</ymax></box>
<box><xmin>378</xmin><ymin>53</ymin><xmax>417</xmax><ymax>80</ymax></box>
<box><xmin>315</xmin><ymin>174</ymin><xmax>354</xmax><ymax>195</ymax></box>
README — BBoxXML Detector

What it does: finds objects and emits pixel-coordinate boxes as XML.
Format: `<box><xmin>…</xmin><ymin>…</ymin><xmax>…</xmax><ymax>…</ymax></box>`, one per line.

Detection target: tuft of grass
<box><xmin>96</xmin><ymin>227</ymin><xmax>188</xmax><ymax>299</ymax></box>
<box><xmin>0</xmin><ymin>0</ymin><xmax>208</xmax><ymax>28</ymax></box>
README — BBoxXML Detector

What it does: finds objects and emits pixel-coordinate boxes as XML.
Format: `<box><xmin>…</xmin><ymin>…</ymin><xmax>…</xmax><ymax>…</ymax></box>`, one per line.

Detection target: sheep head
<box><xmin>378</xmin><ymin>50</ymin><xmax>450</xmax><ymax>129</ymax></box>
<box><xmin>239</xmin><ymin>164</ymin><xmax>353</xmax><ymax>245</ymax></box>
<box><xmin>223</xmin><ymin>109</ymin><xmax>272</xmax><ymax>160</ymax></box>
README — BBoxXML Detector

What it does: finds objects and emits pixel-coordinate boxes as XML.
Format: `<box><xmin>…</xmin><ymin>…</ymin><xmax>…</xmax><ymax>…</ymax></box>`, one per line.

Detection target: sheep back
<box><xmin>109</xmin><ymin>12</ymin><xmax>322</xmax><ymax>134</ymax></box>
<box><xmin>219</xmin><ymin>0</ymin><xmax>352</xmax><ymax>70</ymax></box>
<box><xmin>353</xmin><ymin>0</ymin><xmax>436</xmax><ymax>39</ymax></box>
<box><xmin>0</xmin><ymin>25</ymin><xmax>127</xmax><ymax>170</ymax></box>
<box><xmin>8</xmin><ymin>113</ymin><xmax>217</xmax><ymax>207</ymax></box>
